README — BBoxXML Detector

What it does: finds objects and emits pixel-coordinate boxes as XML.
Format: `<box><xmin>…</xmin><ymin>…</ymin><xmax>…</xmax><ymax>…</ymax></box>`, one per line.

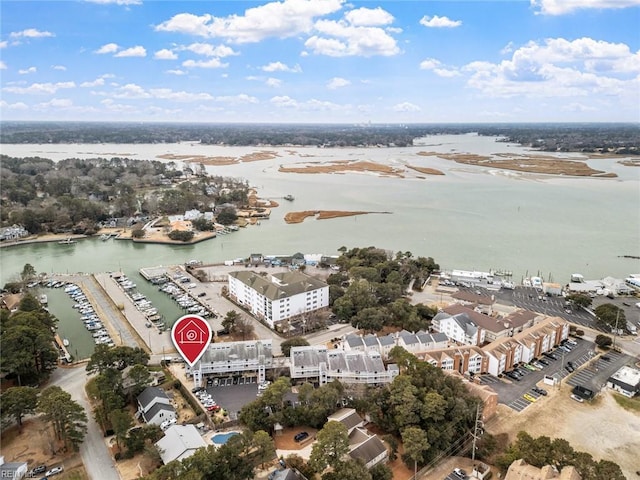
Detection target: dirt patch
<box><xmin>273</xmin><ymin>427</ymin><xmax>318</xmax><ymax>450</ymax></box>
<box><xmin>278</xmin><ymin>160</ymin><xmax>406</xmax><ymax>177</ymax></box>
<box><xmin>487</xmin><ymin>387</ymin><xmax>640</xmax><ymax>478</ymax></box>
<box><xmin>156</xmin><ymin>154</ymin><xmax>238</xmax><ymax>166</ymax></box>
<box><xmin>0</xmin><ymin>417</ymin><xmax>86</xmax><ymax>477</ymax></box>
<box><xmin>284</xmin><ymin>210</ymin><xmax>391</xmax><ymax>224</ymax></box>
<box><xmin>416</xmin><ymin>151</ymin><xmax>617</xmax><ymax>177</ymax></box>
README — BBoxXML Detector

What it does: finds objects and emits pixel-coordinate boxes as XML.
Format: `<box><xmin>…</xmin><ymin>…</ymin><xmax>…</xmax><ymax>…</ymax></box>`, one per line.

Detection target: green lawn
<box><xmin>612</xmin><ymin>392</ymin><xmax>640</xmax><ymax>412</ymax></box>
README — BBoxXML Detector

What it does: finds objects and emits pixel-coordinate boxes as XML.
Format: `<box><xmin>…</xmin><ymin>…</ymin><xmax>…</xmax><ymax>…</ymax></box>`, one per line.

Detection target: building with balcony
<box><xmin>228</xmin><ymin>271</ymin><xmax>329</xmax><ymax>330</ymax></box>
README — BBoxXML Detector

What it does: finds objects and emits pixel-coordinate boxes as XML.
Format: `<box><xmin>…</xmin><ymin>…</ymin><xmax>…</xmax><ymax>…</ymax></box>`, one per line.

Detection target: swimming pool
<box><xmin>211</xmin><ymin>431</ymin><xmax>240</xmax><ymax>445</ymax></box>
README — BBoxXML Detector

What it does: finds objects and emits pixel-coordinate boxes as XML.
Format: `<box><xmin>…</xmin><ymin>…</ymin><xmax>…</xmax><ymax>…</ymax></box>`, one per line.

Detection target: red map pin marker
<box><xmin>170</xmin><ymin>314</ymin><xmax>212</xmax><ymax>367</ymax></box>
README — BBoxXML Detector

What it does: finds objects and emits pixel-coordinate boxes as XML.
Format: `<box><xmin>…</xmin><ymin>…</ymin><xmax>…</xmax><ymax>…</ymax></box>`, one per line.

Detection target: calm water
<box><xmin>2</xmin><ymin>135</ymin><xmax>639</xmax><ymax>288</ymax></box>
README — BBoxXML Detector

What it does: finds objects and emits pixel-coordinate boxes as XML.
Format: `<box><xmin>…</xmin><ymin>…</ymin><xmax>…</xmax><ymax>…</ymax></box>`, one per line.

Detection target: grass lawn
<box><xmin>612</xmin><ymin>392</ymin><xmax>640</xmax><ymax>412</ymax></box>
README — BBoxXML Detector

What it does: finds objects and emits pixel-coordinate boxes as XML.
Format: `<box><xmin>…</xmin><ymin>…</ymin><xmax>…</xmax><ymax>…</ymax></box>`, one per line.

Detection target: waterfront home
<box><xmin>432</xmin><ymin>310</ymin><xmax>485</xmax><ymax>346</ymax></box>
<box><xmin>0</xmin><ymin>225</ymin><xmax>29</xmax><ymax>241</ymax></box>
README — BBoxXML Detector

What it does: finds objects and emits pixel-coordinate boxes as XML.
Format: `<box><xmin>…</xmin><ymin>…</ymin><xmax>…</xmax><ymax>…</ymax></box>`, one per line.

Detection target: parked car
<box><xmin>601</xmin><ymin>356</ymin><xmax>611</xmax><ymax>362</ymax></box>
<box><xmin>532</xmin><ymin>387</ymin><xmax>548</xmax><ymax>396</ymax></box>
<box><xmin>28</xmin><ymin>465</ymin><xmax>47</xmax><ymax>476</ymax></box>
<box><xmin>453</xmin><ymin>468</ymin><xmax>467</xmax><ymax>479</ymax></box>
<box><xmin>570</xmin><ymin>394</ymin><xmax>584</xmax><ymax>403</ymax></box>
<box><xmin>538</xmin><ymin>358</ymin><xmax>550</xmax><ymax>366</ymax></box>
<box><xmin>191</xmin><ymin>386</ymin><xmax>204</xmax><ymax>393</ymax></box>
<box><xmin>544</xmin><ymin>352</ymin><xmax>558</xmax><ymax>360</ymax></box>
<box><xmin>523</xmin><ymin>393</ymin><xmax>537</xmax><ymax>402</ymax></box>
<box><xmin>565</xmin><ymin>364</ymin><xmax>575</xmax><ymax>373</ymax></box>
<box><xmin>294</xmin><ymin>431</ymin><xmax>309</xmax><ymax>442</ymax></box>
<box><xmin>45</xmin><ymin>466</ymin><xmax>64</xmax><ymax>477</ymax></box>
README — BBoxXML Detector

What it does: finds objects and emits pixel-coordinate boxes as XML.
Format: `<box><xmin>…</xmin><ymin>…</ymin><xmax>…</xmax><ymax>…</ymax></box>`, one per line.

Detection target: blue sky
<box><xmin>1</xmin><ymin>0</ymin><xmax>639</xmax><ymax>123</ymax></box>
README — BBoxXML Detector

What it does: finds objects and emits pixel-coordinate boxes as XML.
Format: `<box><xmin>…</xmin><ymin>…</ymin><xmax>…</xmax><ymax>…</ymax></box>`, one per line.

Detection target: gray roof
<box><xmin>201</xmin><ymin>340</ymin><xmax>273</xmax><ymax>364</ymax></box>
<box><xmin>327</xmin><ymin>409</ymin><xmax>363</xmax><ymax>431</ymax></box>
<box><xmin>137</xmin><ymin>386</ymin><xmax>169</xmax><ymax>410</ymax></box>
<box><xmin>143</xmin><ymin>403</ymin><xmax>175</xmax><ymax>423</ymax></box>
<box><xmin>399</xmin><ymin>332</ymin><xmax>420</xmax><ymax>345</ymax></box>
<box><xmin>378</xmin><ymin>334</ymin><xmax>396</xmax><ymax>346</ymax></box>
<box><xmin>291</xmin><ymin>346</ymin><xmax>328</xmax><ymax>368</ymax></box>
<box><xmin>349</xmin><ymin>434</ymin><xmax>387</xmax><ymax>465</ymax></box>
<box><xmin>292</xmin><ymin>347</ymin><xmax>385</xmax><ymax>374</ymax></box>
<box><xmin>156</xmin><ymin>424</ymin><xmax>206</xmax><ymax>464</ymax></box>
<box><xmin>363</xmin><ymin>334</ymin><xmax>380</xmax><ymax>347</ymax></box>
<box><xmin>229</xmin><ymin>270</ymin><xmax>327</xmax><ymax>301</ymax></box>
<box><xmin>0</xmin><ymin>462</ymin><xmax>26</xmax><ymax>475</ymax></box>
<box><xmin>346</xmin><ymin>335</ymin><xmax>365</xmax><ymax>348</ymax></box>
<box><xmin>452</xmin><ymin>313</ymin><xmax>478</xmax><ymax>338</ymax></box>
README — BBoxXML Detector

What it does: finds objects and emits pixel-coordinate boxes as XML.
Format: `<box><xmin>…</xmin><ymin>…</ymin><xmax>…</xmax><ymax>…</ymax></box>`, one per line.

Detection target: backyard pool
<box><xmin>211</xmin><ymin>431</ymin><xmax>240</xmax><ymax>445</ymax></box>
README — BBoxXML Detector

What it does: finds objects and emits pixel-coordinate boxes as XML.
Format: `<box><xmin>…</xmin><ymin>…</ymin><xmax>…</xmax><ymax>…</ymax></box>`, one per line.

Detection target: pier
<box><xmin>54</xmin><ymin>333</ymin><xmax>72</xmax><ymax>363</ymax></box>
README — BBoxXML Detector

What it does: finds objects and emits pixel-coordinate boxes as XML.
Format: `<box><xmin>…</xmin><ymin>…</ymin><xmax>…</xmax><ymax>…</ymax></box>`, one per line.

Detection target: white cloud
<box><xmin>85</xmin><ymin>0</ymin><xmax>142</xmax><ymax>5</ymax></box>
<box><xmin>0</xmin><ymin>100</ymin><xmax>29</xmax><ymax>110</ymax></box>
<box><xmin>393</xmin><ymin>102</ymin><xmax>421</xmax><ymax>112</ymax></box>
<box><xmin>306</xmin><ymin>19</ymin><xmax>400</xmax><ymax>57</ymax></box>
<box><xmin>0</xmin><ymin>41</ymin><xmax>7</xmax><ymax>48</ymax></box>
<box><xmin>261</xmin><ymin>61</ymin><xmax>301</xmax><ymax>73</ymax></box>
<box><xmin>531</xmin><ymin>0</ymin><xmax>640</xmax><ymax>15</ymax></box>
<box><xmin>18</xmin><ymin>66</ymin><xmax>37</xmax><ymax>74</ymax></box>
<box><xmin>182</xmin><ymin>58</ymin><xmax>228</xmax><ymax>69</ymax></box>
<box><xmin>154</xmin><ymin>49</ymin><xmax>178</xmax><ymax>60</ymax></box>
<box><xmin>327</xmin><ymin>77</ymin><xmax>351</xmax><ymax>89</ymax></box>
<box><xmin>464</xmin><ymin>37</ymin><xmax>640</xmax><ymax>98</ymax></box>
<box><xmin>420</xmin><ymin>58</ymin><xmax>442</xmax><ymax>70</ymax></box>
<box><xmin>501</xmin><ymin>42</ymin><xmax>515</xmax><ymax>55</ymax></box>
<box><xmin>95</xmin><ymin>43</ymin><xmax>120</xmax><ymax>54</ymax></box>
<box><xmin>155</xmin><ymin>0</ymin><xmax>344</xmax><ymax>43</ymax></box>
<box><xmin>419</xmin><ymin>15</ymin><xmax>462</xmax><ymax>28</ymax></box>
<box><xmin>36</xmin><ymin>98</ymin><xmax>73</xmax><ymax>109</ymax></box>
<box><xmin>149</xmin><ymin>88</ymin><xmax>214</xmax><ymax>102</ymax></box>
<box><xmin>433</xmin><ymin>68</ymin><xmax>461</xmax><ymax>77</ymax></box>
<box><xmin>214</xmin><ymin>94</ymin><xmax>259</xmax><ymax>104</ymax></box>
<box><xmin>52</xmin><ymin>65</ymin><xmax>67</xmax><ymax>71</ymax></box>
<box><xmin>10</xmin><ymin>28</ymin><xmax>55</xmax><ymax>38</ymax></box>
<box><xmin>561</xmin><ymin>102</ymin><xmax>597</xmax><ymax>112</ymax></box>
<box><xmin>181</xmin><ymin>43</ymin><xmax>238</xmax><ymax>57</ymax></box>
<box><xmin>3</xmin><ymin>81</ymin><xmax>75</xmax><ymax>94</ymax></box>
<box><xmin>81</xmin><ymin>77</ymin><xmax>106</xmax><ymax>87</ymax></box>
<box><xmin>270</xmin><ymin>95</ymin><xmax>344</xmax><ymax>111</ymax></box>
<box><xmin>166</xmin><ymin>69</ymin><xmax>187</xmax><ymax>75</ymax></box>
<box><xmin>0</xmin><ymin>61</ymin><xmax>6</xmax><ymax>70</ymax></box>
<box><xmin>266</xmin><ymin>77</ymin><xmax>282</xmax><ymax>87</ymax></box>
<box><xmin>114</xmin><ymin>46</ymin><xmax>146</xmax><ymax>57</ymax></box>
<box><xmin>344</xmin><ymin>7</ymin><xmax>394</xmax><ymax>26</ymax></box>
<box><xmin>112</xmin><ymin>83</ymin><xmax>150</xmax><ymax>98</ymax></box>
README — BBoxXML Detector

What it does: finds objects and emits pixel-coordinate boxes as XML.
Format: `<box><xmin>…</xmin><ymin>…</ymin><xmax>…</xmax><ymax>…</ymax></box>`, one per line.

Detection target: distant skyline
<box><xmin>1</xmin><ymin>0</ymin><xmax>639</xmax><ymax>123</ymax></box>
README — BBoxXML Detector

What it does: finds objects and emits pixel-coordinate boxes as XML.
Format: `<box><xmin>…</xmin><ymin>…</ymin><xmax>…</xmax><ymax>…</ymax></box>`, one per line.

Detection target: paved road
<box><xmin>48</xmin><ymin>366</ymin><xmax>120</xmax><ymax>480</ymax></box>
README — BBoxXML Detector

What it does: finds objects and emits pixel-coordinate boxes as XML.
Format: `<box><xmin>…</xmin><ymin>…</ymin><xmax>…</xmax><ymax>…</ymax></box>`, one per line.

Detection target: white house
<box><xmin>155</xmin><ymin>424</ymin><xmax>207</xmax><ymax>464</ymax></box>
<box><xmin>433</xmin><ymin>312</ymin><xmax>485</xmax><ymax>346</ymax></box>
<box><xmin>137</xmin><ymin>387</ymin><xmax>177</xmax><ymax>426</ymax></box>
<box><xmin>228</xmin><ymin>271</ymin><xmax>329</xmax><ymax>329</ymax></box>
<box><xmin>607</xmin><ymin>366</ymin><xmax>640</xmax><ymax>397</ymax></box>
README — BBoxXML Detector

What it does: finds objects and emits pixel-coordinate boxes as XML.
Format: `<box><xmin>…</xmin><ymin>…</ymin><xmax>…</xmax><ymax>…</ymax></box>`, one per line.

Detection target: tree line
<box><xmin>0</xmin><ymin>154</ymin><xmax>250</xmax><ymax>235</ymax></box>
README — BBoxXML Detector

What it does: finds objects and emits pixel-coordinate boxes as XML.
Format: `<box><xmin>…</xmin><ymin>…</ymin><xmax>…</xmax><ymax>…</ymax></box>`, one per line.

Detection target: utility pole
<box><xmin>471</xmin><ymin>403</ymin><xmax>483</xmax><ymax>462</ymax></box>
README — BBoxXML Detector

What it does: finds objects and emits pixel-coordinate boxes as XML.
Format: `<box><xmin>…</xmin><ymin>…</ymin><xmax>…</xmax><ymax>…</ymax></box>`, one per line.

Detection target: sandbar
<box><xmin>284</xmin><ymin>210</ymin><xmax>391</xmax><ymax>224</ymax></box>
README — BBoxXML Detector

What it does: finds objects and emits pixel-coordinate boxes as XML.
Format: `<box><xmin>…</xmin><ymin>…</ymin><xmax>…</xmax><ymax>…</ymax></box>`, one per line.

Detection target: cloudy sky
<box><xmin>1</xmin><ymin>0</ymin><xmax>639</xmax><ymax>123</ymax></box>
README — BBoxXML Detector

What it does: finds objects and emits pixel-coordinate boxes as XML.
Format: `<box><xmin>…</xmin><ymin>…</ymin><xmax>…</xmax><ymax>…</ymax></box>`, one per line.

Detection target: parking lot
<box><xmin>200</xmin><ymin>377</ymin><xmax>261</xmax><ymax>420</ymax></box>
<box><xmin>478</xmin><ymin>338</ymin><xmax>635</xmax><ymax>412</ymax></box>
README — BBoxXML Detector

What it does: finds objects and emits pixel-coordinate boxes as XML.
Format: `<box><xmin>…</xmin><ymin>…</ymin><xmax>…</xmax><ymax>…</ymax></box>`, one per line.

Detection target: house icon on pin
<box><xmin>176</xmin><ymin>319</ymin><xmax>207</xmax><ymax>344</ymax></box>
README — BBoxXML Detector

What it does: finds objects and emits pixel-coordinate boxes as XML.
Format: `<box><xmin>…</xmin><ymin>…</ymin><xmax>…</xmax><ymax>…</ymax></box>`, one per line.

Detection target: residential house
<box><xmin>433</xmin><ymin>310</ymin><xmax>485</xmax><ymax>346</ymax></box>
<box><xmin>442</xmin><ymin>305</ymin><xmax>540</xmax><ymax>343</ymax></box>
<box><xmin>327</xmin><ymin>409</ymin><xmax>365</xmax><ymax>435</ymax></box>
<box><xmin>156</xmin><ymin>424</ymin><xmax>207</xmax><ymax>464</ymax></box>
<box><xmin>137</xmin><ymin>387</ymin><xmax>176</xmax><ymax>426</ymax></box>
<box><xmin>505</xmin><ymin>459</ymin><xmax>581</xmax><ymax>480</ymax></box>
<box><xmin>228</xmin><ymin>271</ymin><xmax>329</xmax><ymax>329</ymax></box>
<box><xmin>347</xmin><ymin>428</ymin><xmax>388</xmax><ymax>469</ymax></box>
<box><xmin>0</xmin><ymin>225</ymin><xmax>28</xmax><ymax>241</ymax></box>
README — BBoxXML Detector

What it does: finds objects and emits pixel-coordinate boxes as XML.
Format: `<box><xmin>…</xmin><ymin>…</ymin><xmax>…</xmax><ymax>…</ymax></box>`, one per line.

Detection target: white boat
<box><xmin>63</xmin><ymin>338</ymin><xmax>70</xmax><ymax>347</ymax></box>
<box><xmin>39</xmin><ymin>294</ymin><xmax>48</xmax><ymax>305</ymax></box>
<box><xmin>58</xmin><ymin>237</ymin><xmax>77</xmax><ymax>245</ymax></box>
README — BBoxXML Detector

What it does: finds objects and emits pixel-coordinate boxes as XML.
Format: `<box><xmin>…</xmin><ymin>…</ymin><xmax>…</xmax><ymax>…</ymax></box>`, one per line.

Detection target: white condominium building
<box><xmin>228</xmin><ymin>270</ymin><xmax>329</xmax><ymax>329</ymax></box>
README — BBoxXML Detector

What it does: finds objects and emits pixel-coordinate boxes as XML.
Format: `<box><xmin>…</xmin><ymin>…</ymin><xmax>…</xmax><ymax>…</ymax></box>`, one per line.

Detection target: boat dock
<box><xmin>54</xmin><ymin>333</ymin><xmax>72</xmax><ymax>363</ymax></box>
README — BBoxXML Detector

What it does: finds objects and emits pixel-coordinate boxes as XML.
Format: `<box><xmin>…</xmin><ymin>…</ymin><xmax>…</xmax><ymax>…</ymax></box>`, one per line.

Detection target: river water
<box><xmin>3</xmin><ymin>134</ymin><xmax>638</xmax><ymax>357</ymax></box>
